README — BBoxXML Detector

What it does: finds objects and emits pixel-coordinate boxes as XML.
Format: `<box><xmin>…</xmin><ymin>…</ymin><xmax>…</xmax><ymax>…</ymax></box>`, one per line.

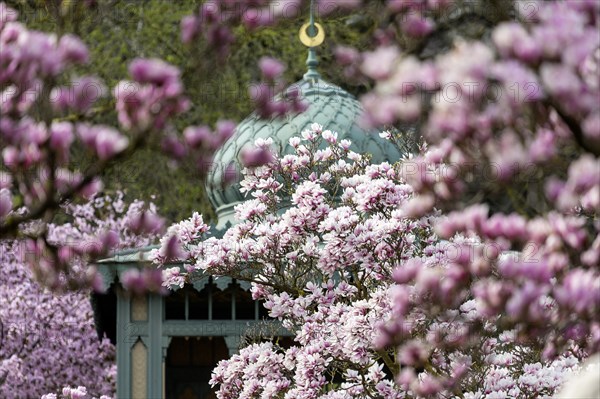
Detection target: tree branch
<box><xmin>548</xmin><ymin>100</ymin><xmax>600</xmax><ymax>156</ymax></box>
<box><xmin>1</xmin><ymin>131</ymin><xmax>148</xmax><ymax>238</ymax></box>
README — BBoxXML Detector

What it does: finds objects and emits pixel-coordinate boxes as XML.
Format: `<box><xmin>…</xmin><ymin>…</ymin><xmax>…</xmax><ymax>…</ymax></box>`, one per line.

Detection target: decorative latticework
<box><xmin>131</xmin><ymin>339</ymin><xmax>147</xmax><ymax>399</ymax></box>
<box><xmin>131</xmin><ymin>295</ymin><xmax>148</xmax><ymax>321</ymax></box>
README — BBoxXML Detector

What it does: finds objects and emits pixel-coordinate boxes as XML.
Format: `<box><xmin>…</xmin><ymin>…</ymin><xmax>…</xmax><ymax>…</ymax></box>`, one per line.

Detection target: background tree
<box><xmin>0</xmin><ymin>193</ymin><xmax>159</xmax><ymax>398</ymax></box>
<box><xmin>4</xmin><ymin>0</ymin><xmax>377</xmax><ymax>223</ymax></box>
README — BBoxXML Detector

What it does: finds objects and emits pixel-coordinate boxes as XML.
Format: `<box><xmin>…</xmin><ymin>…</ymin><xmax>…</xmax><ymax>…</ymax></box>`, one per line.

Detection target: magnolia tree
<box><xmin>0</xmin><ymin>2</ymin><xmax>241</xmax><ymax>291</ymax></box>
<box><xmin>154</xmin><ymin>125</ymin><xmax>595</xmax><ymax>398</ymax></box>
<box><xmin>0</xmin><ymin>193</ymin><xmax>160</xmax><ymax>398</ymax></box>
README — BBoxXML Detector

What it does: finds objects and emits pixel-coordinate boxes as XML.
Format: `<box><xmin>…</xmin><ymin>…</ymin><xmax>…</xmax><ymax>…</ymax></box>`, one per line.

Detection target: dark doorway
<box><xmin>90</xmin><ymin>286</ymin><xmax>117</xmax><ymax>344</ymax></box>
<box><xmin>165</xmin><ymin>336</ymin><xmax>229</xmax><ymax>399</ymax></box>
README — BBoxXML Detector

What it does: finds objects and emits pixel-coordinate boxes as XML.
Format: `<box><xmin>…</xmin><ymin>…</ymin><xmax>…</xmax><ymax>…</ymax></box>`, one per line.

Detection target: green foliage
<box><xmin>7</xmin><ymin>0</ymin><xmax>374</xmax><ymax>224</ymax></box>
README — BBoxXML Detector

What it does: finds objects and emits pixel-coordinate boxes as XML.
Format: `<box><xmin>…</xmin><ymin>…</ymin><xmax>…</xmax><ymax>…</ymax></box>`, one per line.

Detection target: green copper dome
<box><xmin>206</xmin><ymin>77</ymin><xmax>403</xmax><ymax>230</ymax></box>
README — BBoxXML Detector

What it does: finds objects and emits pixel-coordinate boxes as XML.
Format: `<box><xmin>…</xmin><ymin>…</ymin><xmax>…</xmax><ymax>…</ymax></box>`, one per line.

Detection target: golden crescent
<box><xmin>299</xmin><ymin>22</ymin><xmax>325</xmax><ymax>47</ymax></box>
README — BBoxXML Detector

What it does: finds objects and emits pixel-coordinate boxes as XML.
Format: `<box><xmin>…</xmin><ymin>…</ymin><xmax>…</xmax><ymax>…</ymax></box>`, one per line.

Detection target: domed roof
<box><xmin>206</xmin><ymin>77</ymin><xmax>403</xmax><ymax>230</ymax></box>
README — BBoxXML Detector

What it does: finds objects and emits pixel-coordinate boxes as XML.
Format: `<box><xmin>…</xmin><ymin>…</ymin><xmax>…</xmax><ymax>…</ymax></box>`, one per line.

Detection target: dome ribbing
<box><xmin>206</xmin><ymin>78</ymin><xmax>403</xmax><ymax>230</ymax></box>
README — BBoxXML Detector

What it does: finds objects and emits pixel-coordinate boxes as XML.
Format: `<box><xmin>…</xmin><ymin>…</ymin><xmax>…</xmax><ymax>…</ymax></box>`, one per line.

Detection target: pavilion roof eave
<box><xmin>96</xmin><ymin>244</ymin><xmax>160</xmax><ymax>265</ymax></box>
<box><xmin>94</xmin><ymin>245</ymin><xmax>250</xmax><ymax>292</ymax></box>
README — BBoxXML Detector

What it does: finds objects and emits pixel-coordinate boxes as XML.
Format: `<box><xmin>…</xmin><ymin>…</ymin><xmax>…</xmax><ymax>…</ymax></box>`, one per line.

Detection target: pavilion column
<box><xmin>224</xmin><ymin>335</ymin><xmax>241</xmax><ymax>357</ymax></box>
<box><xmin>116</xmin><ymin>286</ymin><xmax>132</xmax><ymax>399</ymax></box>
<box><xmin>148</xmin><ymin>293</ymin><xmax>163</xmax><ymax>398</ymax></box>
<box><xmin>161</xmin><ymin>336</ymin><xmax>172</xmax><ymax>399</ymax></box>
